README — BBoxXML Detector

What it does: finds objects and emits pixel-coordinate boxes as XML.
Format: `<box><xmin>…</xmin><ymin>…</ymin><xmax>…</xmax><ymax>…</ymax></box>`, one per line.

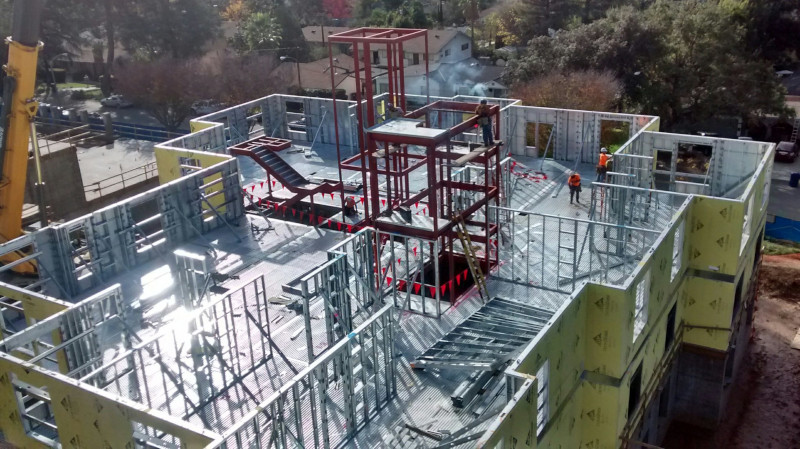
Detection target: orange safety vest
<box><xmin>344</xmin><ymin>197</ymin><xmax>356</xmax><ymax>207</ymax></box>
<box><xmin>598</xmin><ymin>153</ymin><xmax>610</xmax><ymax>167</ymax></box>
<box><xmin>568</xmin><ymin>174</ymin><xmax>581</xmax><ymax>187</ymax></box>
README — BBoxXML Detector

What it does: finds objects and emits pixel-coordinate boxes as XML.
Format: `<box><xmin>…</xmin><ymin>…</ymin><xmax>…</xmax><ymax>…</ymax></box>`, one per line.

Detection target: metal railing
<box><xmin>84</xmin><ymin>161</ymin><xmax>159</xmax><ymax>198</ymax></box>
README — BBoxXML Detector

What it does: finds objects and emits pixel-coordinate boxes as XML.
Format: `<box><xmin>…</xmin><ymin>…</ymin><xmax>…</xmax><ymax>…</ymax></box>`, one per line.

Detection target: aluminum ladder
<box><xmin>791</xmin><ymin>117</ymin><xmax>800</xmax><ymax>143</ymax></box>
<box><xmin>453</xmin><ymin>213</ymin><xmax>489</xmax><ymax>302</ymax></box>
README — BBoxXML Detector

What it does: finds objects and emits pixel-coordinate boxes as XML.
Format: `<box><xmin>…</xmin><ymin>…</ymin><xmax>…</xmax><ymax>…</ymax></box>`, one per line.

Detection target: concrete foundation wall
<box><xmin>673</xmin><ymin>346</ymin><xmax>727</xmax><ymax>428</ymax></box>
<box><xmin>25</xmin><ymin>146</ymin><xmax>88</xmax><ymax>221</ymax></box>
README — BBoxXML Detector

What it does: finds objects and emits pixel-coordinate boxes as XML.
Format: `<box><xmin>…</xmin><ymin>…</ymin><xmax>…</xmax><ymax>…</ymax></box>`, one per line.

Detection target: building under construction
<box><xmin>0</xmin><ymin>28</ymin><xmax>773</xmax><ymax>449</ymax></box>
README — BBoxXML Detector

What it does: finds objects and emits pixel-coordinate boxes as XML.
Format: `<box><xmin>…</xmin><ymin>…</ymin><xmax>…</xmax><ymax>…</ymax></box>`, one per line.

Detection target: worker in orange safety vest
<box><xmin>568</xmin><ymin>172</ymin><xmax>582</xmax><ymax>204</ymax></box>
<box><xmin>343</xmin><ymin>196</ymin><xmax>357</xmax><ymax>216</ymax></box>
<box><xmin>596</xmin><ymin>147</ymin><xmax>612</xmax><ymax>182</ymax></box>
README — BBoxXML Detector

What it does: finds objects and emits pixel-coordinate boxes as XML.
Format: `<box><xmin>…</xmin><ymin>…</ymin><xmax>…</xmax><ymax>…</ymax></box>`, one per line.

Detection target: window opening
<box><xmin>671</xmin><ymin>220</ymin><xmax>684</xmax><ymax>281</ymax></box>
<box><xmin>599</xmin><ymin>120</ymin><xmax>631</xmax><ymax>153</ymax></box>
<box><xmin>536</xmin><ymin>360</ymin><xmax>550</xmax><ymax>436</ymax></box>
<box><xmin>627</xmin><ymin>363</ymin><xmax>643</xmax><ymax>418</ymax></box>
<box><xmin>665</xmin><ymin>303</ymin><xmax>676</xmax><ymax>352</ymax></box>
<box><xmin>633</xmin><ymin>270</ymin><xmax>651</xmax><ymax>342</ymax></box>
<box><xmin>178</xmin><ymin>157</ymin><xmax>201</xmax><ymax>177</ymax></box>
<box><xmin>741</xmin><ymin>196</ymin><xmax>754</xmax><ymax>254</ymax></box>
<box><xmin>12</xmin><ymin>377</ymin><xmax>59</xmax><ymax>448</ymax></box>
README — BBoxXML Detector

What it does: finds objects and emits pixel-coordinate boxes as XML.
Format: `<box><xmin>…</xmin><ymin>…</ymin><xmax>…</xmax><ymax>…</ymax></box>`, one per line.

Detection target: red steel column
<box><xmin>386</xmin><ymin>41</ymin><xmax>394</xmax><ymax>108</ymax></box>
<box><xmin>328</xmin><ymin>40</ymin><xmax>346</xmax><ymax>214</ymax></box>
<box><xmin>398</xmin><ymin>42</ymin><xmax>406</xmax><ymax>112</ymax></box>
<box><xmin>351</xmin><ymin>43</ymin><xmax>370</xmax><ymax>222</ymax></box>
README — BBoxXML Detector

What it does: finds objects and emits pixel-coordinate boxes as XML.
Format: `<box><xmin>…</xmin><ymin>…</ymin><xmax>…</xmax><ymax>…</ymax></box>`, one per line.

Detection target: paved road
<box><xmin>768</xmin><ymin>150</ymin><xmax>800</xmax><ymax>221</ymax></box>
<box><xmin>39</xmin><ymin>93</ymin><xmax>191</xmax><ymax>130</ymax></box>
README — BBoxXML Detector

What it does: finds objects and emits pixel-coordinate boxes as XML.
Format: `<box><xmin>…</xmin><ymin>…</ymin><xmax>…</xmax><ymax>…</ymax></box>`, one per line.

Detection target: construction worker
<box><xmin>386</xmin><ymin>102</ymin><xmax>404</xmax><ymax>120</ymax></box>
<box><xmin>475</xmin><ymin>99</ymin><xmax>494</xmax><ymax>147</ymax></box>
<box><xmin>596</xmin><ymin>147</ymin><xmax>612</xmax><ymax>182</ymax></box>
<box><xmin>568</xmin><ymin>172</ymin><xmax>582</xmax><ymax>204</ymax></box>
<box><xmin>343</xmin><ymin>196</ymin><xmax>357</xmax><ymax>216</ymax></box>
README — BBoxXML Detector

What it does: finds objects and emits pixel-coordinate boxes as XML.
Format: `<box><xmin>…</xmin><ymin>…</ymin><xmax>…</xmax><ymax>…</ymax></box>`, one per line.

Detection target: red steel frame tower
<box><xmin>328</xmin><ymin>28</ymin><xmax>502</xmax><ymax>305</ymax></box>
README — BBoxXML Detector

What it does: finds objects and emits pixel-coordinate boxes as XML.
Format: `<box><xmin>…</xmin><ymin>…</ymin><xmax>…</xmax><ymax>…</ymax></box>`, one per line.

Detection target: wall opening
<box><xmin>675</xmin><ymin>143</ymin><xmax>712</xmax><ymax>182</ymax></box>
<box><xmin>600</xmin><ymin>120</ymin><xmax>631</xmax><ymax>152</ymax></box>
<box><xmin>536</xmin><ymin>360</ymin><xmax>550</xmax><ymax>436</ymax></box>
<box><xmin>12</xmin><ymin>376</ymin><xmax>59</xmax><ymax>448</ymax></box>
<box><xmin>285</xmin><ymin>100</ymin><xmax>306</xmax><ymax>134</ymax></box>
<box><xmin>671</xmin><ymin>220</ymin><xmax>685</xmax><ymax>281</ymax></box>
<box><xmin>633</xmin><ymin>270</ymin><xmax>651</xmax><ymax>342</ymax></box>
<box><xmin>665</xmin><ymin>303</ymin><xmax>677</xmax><ymax>352</ymax></box>
<box><xmin>628</xmin><ymin>363</ymin><xmax>643</xmax><ymax>419</ymax></box>
<box><xmin>654</xmin><ymin>149</ymin><xmax>673</xmax><ymax>190</ymax></box>
<box><xmin>740</xmin><ymin>196</ymin><xmax>754</xmax><ymax>254</ymax></box>
<box><xmin>178</xmin><ymin>156</ymin><xmax>202</xmax><ymax>177</ymax></box>
<box><xmin>68</xmin><ymin>225</ymin><xmax>93</xmax><ymax>281</ymax></box>
<box><xmin>130</xmin><ymin>197</ymin><xmax>165</xmax><ymax>254</ymax></box>
<box><xmin>526</xmin><ymin>123</ymin><xmax>554</xmax><ymax>157</ymax></box>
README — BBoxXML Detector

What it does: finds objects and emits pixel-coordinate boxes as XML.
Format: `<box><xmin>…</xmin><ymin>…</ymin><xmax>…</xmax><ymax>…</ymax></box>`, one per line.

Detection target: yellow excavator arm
<box><xmin>0</xmin><ymin>0</ymin><xmax>44</xmax><ymax>274</ymax></box>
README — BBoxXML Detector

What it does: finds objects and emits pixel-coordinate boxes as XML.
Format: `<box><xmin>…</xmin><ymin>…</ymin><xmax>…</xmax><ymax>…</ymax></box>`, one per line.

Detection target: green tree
<box><xmin>231</xmin><ymin>11</ymin><xmax>283</xmax><ymax>52</ymax></box>
<box><xmin>116</xmin><ymin>0</ymin><xmax>221</xmax><ymax>59</ymax></box>
<box><xmin>726</xmin><ymin>0</ymin><xmax>800</xmax><ymax>66</ymax></box>
<box><xmin>387</xmin><ymin>0</ymin><xmax>430</xmax><ymax>28</ymax></box>
<box><xmin>229</xmin><ymin>2</ymin><xmax>308</xmax><ymax>60</ymax></box>
<box><xmin>505</xmin><ymin>1</ymin><xmax>791</xmax><ymax>129</ymax></box>
<box><xmin>115</xmin><ymin>57</ymin><xmax>209</xmax><ymax>130</ymax></box>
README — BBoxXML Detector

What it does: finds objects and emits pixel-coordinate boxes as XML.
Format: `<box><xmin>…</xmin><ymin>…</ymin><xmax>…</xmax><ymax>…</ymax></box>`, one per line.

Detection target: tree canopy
<box><xmin>504</xmin><ymin>1</ymin><xmax>793</xmax><ymax>129</ymax></box>
<box><xmin>228</xmin><ymin>0</ymin><xmax>308</xmax><ymax>59</ymax></box>
<box><xmin>115</xmin><ymin>0</ymin><xmax>221</xmax><ymax>59</ymax></box>
<box><xmin>355</xmin><ymin>0</ymin><xmax>431</xmax><ymax>28</ymax></box>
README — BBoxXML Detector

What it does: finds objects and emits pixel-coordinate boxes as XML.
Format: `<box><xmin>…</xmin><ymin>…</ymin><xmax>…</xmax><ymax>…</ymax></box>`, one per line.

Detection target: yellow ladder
<box><xmin>453</xmin><ymin>214</ymin><xmax>489</xmax><ymax>302</ymax></box>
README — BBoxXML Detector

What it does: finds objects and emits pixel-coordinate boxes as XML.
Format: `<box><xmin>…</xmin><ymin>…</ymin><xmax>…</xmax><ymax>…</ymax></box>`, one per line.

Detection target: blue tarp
<box><xmin>765</xmin><ymin>215</ymin><xmax>800</xmax><ymax>242</ymax></box>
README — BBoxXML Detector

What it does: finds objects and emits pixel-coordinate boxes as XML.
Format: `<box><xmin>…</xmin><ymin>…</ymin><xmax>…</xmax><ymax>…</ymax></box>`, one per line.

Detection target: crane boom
<box><xmin>0</xmin><ymin>0</ymin><xmax>44</xmax><ymax>274</ymax></box>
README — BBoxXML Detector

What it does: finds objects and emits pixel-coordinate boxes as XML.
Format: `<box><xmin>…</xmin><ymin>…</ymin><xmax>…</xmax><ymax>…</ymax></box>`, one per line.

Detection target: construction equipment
<box><xmin>453</xmin><ymin>213</ymin><xmax>489</xmax><ymax>301</ymax></box>
<box><xmin>0</xmin><ymin>0</ymin><xmax>44</xmax><ymax>274</ymax></box>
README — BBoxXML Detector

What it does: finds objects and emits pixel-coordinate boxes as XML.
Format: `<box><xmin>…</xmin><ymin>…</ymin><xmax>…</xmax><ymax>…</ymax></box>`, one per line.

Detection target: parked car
<box><xmin>191</xmin><ymin>100</ymin><xmax>225</xmax><ymax>115</ymax></box>
<box><xmin>775</xmin><ymin>141</ymin><xmax>799</xmax><ymax>162</ymax></box>
<box><xmin>100</xmin><ymin>95</ymin><xmax>133</xmax><ymax>108</ymax></box>
<box><xmin>288</xmin><ymin>117</ymin><xmax>307</xmax><ymax>132</ymax></box>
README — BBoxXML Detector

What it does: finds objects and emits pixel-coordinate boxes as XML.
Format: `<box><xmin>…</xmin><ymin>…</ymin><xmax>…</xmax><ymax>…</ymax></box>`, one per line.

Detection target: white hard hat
<box><xmin>600</xmin><ymin>147</ymin><xmax>608</xmax><ymax>153</ymax></box>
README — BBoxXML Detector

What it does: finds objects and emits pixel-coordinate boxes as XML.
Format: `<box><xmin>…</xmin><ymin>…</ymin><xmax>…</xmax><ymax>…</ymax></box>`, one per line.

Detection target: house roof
<box><xmin>278</xmin><ymin>55</ymin><xmax>387</xmax><ymax>91</ymax></box>
<box><xmin>403</xmin><ymin>29</ymin><xmax>463</xmax><ymax>54</ymax></box>
<box><xmin>320</xmin><ymin>28</ymin><xmax>466</xmax><ymax>56</ymax></box>
<box><xmin>302</xmin><ymin>26</ymin><xmax>352</xmax><ymax>43</ymax></box>
<box><xmin>781</xmin><ymin>73</ymin><xmax>800</xmax><ymax>96</ymax></box>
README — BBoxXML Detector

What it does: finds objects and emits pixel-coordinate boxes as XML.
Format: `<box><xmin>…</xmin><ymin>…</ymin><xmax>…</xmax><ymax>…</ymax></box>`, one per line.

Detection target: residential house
<box><xmin>276</xmin><ymin>54</ymin><xmax>387</xmax><ymax>99</ymax></box>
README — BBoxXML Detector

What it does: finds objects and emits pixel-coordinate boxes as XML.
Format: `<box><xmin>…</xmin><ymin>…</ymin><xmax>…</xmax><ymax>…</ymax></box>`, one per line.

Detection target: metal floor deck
<box><xmin>59</xmin><ymin>152</ymin><xmax>665</xmax><ymax>447</ymax></box>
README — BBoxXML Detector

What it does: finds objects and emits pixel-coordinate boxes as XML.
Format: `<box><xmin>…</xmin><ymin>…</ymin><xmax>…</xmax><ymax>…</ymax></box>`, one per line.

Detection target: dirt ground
<box><xmin>664</xmin><ymin>254</ymin><xmax>800</xmax><ymax>448</ymax></box>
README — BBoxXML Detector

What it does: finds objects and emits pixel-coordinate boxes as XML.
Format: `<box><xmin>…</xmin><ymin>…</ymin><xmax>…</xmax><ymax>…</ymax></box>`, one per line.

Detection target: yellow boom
<box><xmin>0</xmin><ymin>0</ymin><xmax>43</xmax><ymax>274</ymax></box>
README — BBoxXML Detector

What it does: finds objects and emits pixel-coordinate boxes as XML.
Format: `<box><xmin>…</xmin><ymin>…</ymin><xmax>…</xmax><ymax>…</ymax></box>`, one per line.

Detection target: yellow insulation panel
<box><xmin>686</xmin><ymin>197</ymin><xmax>743</xmax><ymax>276</ymax></box>
<box><xmin>681</xmin><ymin>276</ymin><xmax>735</xmax><ymax>350</ymax></box>
<box><xmin>0</xmin><ymin>355</ymin><xmax>216</xmax><ymax>449</ymax></box>
<box><xmin>0</xmin><ymin>285</ymin><xmax>71</xmax><ymax>373</ymax></box>
<box><xmin>584</xmin><ymin>284</ymin><xmax>628</xmax><ymax>378</ymax></box>
<box><xmin>155</xmin><ymin>146</ymin><xmax>232</xmax><ymax>216</ymax></box>
<box><xmin>477</xmin><ymin>377</ymin><xmax>538</xmax><ymax>449</ymax></box>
